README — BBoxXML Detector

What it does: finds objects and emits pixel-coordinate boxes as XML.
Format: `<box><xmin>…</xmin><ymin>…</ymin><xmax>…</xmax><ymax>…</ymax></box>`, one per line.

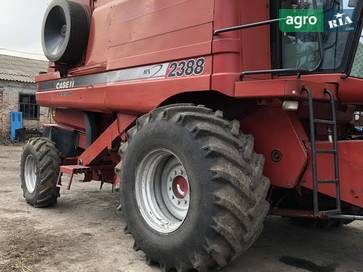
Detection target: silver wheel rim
<box><xmin>24</xmin><ymin>154</ymin><xmax>37</xmax><ymax>193</ymax></box>
<box><xmin>135</xmin><ymin>149</ymin><xmax>190</xmax><ymax>234</ymax></box>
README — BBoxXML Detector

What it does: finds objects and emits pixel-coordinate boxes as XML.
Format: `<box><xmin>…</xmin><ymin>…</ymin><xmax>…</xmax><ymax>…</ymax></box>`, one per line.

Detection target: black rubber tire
<box><xmin>117</xmin><ymin>104</ymin><xmax>270</xmax><ymax>271</ymax></box>
<box><xmin>42</xmin><ymin>0</ymin><xmax>90</xmax><ymax>64</ymax></box>
<box><xmin>20</xmin><ymin>138</ymin><xmax>61</xmax><ymax>208</ymax></box>
<box><xmin>289</xmin><ymin>217</ymin><xmax>354</xmax><ymax>229</ymax></box>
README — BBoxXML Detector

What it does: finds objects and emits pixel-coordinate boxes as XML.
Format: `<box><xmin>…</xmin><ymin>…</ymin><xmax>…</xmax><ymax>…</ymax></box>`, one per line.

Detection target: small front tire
<box><xmin>20</xmin><ymin>138</ymin><xmax>61</xmax><ymax>208</ymax></box>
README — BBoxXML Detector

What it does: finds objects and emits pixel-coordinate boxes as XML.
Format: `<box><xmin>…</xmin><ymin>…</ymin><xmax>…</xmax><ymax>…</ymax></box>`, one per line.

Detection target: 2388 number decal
<box><xmin>168</xmin><ymin>58</ymin><xmax>205</xmax><ymax>78</ymax></box>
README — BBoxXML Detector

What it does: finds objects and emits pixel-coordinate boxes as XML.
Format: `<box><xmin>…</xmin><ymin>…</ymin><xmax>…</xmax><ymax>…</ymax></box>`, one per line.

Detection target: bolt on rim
<box><xmin>135</xmin><ymin>149</ymin><xmax>190</xmax><ymax>234</ymax></box>
<box><xmin>24</xmin><ymin>154</ymin><xmax>37</xmax><ymax>193</ymax></box>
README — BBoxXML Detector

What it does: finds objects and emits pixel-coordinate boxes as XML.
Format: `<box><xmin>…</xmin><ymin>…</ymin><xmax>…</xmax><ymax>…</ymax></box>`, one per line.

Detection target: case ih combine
<box><xmin>20</xmin><ymin>0</ymin><xmax>363</xmax><ymax>271</ymax></box>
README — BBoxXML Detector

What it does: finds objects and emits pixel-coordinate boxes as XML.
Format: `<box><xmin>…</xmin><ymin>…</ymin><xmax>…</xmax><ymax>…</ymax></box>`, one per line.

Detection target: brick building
<box><xmin>0</xmin><ymin>54</ymin><xmax>49</xmax><ymax>143</ymax></box>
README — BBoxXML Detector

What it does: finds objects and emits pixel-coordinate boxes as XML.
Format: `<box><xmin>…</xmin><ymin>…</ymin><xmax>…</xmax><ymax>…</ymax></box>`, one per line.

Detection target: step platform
<box><xmin>57</xmin><ymin>165</ymin><xmax>91</xmax><ymax>190</ymax></box>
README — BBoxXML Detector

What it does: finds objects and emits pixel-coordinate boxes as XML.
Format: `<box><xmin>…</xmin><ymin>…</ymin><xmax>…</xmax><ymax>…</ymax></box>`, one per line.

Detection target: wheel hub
<box><xmin>24</xmin><ymin>154</ymin><xmax>37</xmax><ymax>193</ymax></box>
<box><xmin>135</xmin><ymin>149</ymin><xmax>190</xmax><ymax>234</ymax></box>
<box><xmin>172</xmin><ymin>176</ymin><xmax>189</xmax><ymax>199</ymax></box>
<box><xmin>164</xmin><ymin>163</ymin><xmax>190</xmax><ymax>217</ymax></box>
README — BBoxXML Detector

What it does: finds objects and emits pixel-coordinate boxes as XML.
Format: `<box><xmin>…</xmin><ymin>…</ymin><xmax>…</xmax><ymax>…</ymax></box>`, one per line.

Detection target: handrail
<box><xmin>214</xmin><ymin>18</ymin><xmax>283</xmax><ymax>35</ymax></box>
<box><xmin>240</xmin><ymin>68</ymin><xmax>307</xmax><ymax>80</ymax></box>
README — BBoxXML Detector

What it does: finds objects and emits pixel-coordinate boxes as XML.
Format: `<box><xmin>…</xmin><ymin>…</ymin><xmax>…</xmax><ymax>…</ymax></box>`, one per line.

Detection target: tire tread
<box><xmin>120</xmin><ymin>104</ymin><xmax>270</xmax><ymax>271</ymax></box>
<box><xmin>21</xmin><ymin>137</ymin><xmax>61</xmax><ymax>208</ymax></box>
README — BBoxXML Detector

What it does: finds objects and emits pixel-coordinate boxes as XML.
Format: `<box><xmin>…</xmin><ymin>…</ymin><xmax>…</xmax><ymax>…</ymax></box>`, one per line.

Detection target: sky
<box><xmin>0</xmin><ymin>0</ymin><xmax>52</xmax><ymax>60</ymax></box>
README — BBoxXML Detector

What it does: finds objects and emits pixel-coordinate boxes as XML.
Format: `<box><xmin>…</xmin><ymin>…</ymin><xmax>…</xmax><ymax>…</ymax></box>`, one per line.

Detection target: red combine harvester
<box><xmin>20</xmin><ymin>0</ymin><xmax>363</xmax><ymax>271</ymax></box>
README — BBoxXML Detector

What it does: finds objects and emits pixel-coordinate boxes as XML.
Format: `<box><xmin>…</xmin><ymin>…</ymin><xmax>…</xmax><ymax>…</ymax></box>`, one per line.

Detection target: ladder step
<box><xmin>314</xmin><ymin>119</ymin><xmax>335</xmax><ymax>125</ymax></box>
<box><xmin>318</xmin><ymin>180</ymin><xmax>339</xmax><ymax>184</ymax></box>
<box><xmin>316</xmin><ymin>149</ymin><xmax>337</xmax><ymax>154</ymax></box>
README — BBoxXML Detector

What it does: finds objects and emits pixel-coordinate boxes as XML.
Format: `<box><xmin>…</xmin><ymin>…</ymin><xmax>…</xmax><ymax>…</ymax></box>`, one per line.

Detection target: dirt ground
<box><xmin>0</xmin><ymin>145</ymin><xmax>362</xmax><ymax>272</ymax></box>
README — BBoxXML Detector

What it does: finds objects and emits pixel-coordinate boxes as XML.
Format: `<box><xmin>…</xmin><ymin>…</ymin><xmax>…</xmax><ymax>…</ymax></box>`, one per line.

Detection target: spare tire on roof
<box><xmin>42</xmin><ymin>0</ymin><xmax>90</xmax><ymax>64</ymax></box>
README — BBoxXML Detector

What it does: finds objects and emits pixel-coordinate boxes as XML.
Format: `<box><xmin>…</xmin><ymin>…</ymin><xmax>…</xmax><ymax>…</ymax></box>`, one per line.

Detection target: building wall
<box><xmin>0</xmin><ymin>80</ymin><xmax>50</xmax><ymax>143</ymax></box>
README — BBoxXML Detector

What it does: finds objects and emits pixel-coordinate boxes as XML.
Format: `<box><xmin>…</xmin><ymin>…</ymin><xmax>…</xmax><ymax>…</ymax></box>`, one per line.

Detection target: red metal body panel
<box><xmin>240</xmin><ymin>107</ymin><xmax>308</xmax><ymax>189</ymax></box>
<box><xmin>74</xmin><ymin>0</ymin><xmax>91</xmax><ymax>7</ymax></box>
<box><xmin>239</xmin><ymin>0</ymin><xmax>271</xmax><ymax>76</ymax></box>
<box><xmin>302</xmin><ymin>141</ymin><xmax>363</xmax><ymax>208</ymax></box>
<box><xmin>235</xmin><ymin>79</ymin><xmax>300</xmax><ymax>98</ymax></box>
<box><xmin>36</xmin><ymin>71</ymin><xmax>61</xmax><ymax>82</ymax></box>
<box><xmin>211</xmin><ymin>0</ymin><xmax>271</xmax><ymax>94</ymax></box>
<box><xmin>338</xmin><ymin>77</ymin><xmax>363</xmax><ymax>104</ymax></box>
<box><xmin>85</xmin><ymin>0</ymin><xmax>214</xmax><ymax>70</ymax></box>
<box><xmin>37</xmin><ymin>65</ymin><xmax>212</xmax><ymax>113</ymax></box>
<box><xmin>108</xmin><ymin>1</ymin><xmax>213</xmax><ymax>70</ymax></box>
<box><xmin>235</xmin><ymin>77</ymin><xmax>338</xmax><ymax>100</ymax></box>
<box><xmin>54</xmin><ymin>109</ymin><xmax>86</xmax><ymax>131</ymax></box>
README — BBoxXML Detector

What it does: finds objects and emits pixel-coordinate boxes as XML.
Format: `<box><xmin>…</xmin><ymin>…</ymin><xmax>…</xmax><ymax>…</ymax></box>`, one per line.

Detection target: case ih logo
<box><xmin>328</xmin><ymin>12</ymin><xmax>353</xmax><ymax>30</ymax></box>
<box><xmin>56</xmin><ymin>79</ymin><xmax>75</xmax><ymax>90</ymax></box>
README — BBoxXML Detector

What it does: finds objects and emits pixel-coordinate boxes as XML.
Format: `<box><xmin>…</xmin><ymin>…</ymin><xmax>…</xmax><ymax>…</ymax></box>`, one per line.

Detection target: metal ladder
<box><xmin>302</xmin><ymin>87</ymin><xmax>341</xmax><ymax>216</ymax></box>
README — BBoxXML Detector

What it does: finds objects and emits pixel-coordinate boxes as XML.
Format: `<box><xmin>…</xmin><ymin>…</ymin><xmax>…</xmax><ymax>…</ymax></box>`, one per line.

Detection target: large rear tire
<box><xmin>117</xmin><ymin>104</ymin><xmax>270</xmax><ymax>271</ymax></box>
<box><xmin>20</xmin><ymin>138</ymin><xmax>61</xmax><ymax>208</ymax></box>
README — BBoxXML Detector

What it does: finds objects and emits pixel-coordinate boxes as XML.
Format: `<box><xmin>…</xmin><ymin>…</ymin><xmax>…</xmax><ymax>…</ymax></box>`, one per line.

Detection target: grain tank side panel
<box><xmin>85</xmin><ymin>0</ymin><xmax>214</xmax><ymax>70</ymax></box>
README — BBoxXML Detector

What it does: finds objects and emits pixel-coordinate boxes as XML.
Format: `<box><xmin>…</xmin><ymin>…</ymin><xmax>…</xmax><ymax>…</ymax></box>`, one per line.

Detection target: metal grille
<box><xmin>18</xmin><ymin>94</ymin><xmax>39</xmax><ymax>120</ymax></box>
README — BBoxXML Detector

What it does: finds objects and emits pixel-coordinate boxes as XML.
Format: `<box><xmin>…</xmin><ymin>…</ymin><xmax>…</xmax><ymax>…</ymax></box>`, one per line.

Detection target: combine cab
<box><xmin>20</xmin><ymin>0</ymin><xmax>363</xmax><ymax>270</ymax></box>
